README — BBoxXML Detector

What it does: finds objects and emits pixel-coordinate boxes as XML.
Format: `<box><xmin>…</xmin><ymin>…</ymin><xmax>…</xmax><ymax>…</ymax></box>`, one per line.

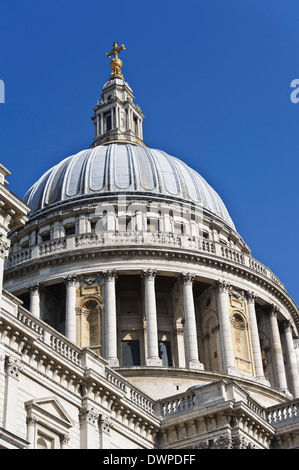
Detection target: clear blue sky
<box><xmin>0</xmin><ymin>0</ymin><xmax>298</xmax><ymax>305</ymax></box>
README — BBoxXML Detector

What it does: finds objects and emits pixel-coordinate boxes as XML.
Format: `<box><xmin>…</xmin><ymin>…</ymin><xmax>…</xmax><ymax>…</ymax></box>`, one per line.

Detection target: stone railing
<box><xmin>129</xmin><ymin>387</ymin><xmax>155</xmax><ymax>415</ymax></box>
<box><xmin>266</xmin><ymin>400</ymin><xmax>299</xmax><ymax>428</ymax></box>
<box><xmin>158</xmin><ymin>381</ymin><xmax>267</xmax><ymax>421</ymax></box>
<box><xmin>6</xmin><ymin>231</ymin><xmax>285</xmax><ymax>290</ymax></box>
<box><xmin>1</xmin><ymin>290</ymin><xmax>156</xmax><ymax>418</ymax></box>
<box><xmin>15</xmin><ymin>304</ymin><xmax>82</xmax><ymax>366</ymax></box>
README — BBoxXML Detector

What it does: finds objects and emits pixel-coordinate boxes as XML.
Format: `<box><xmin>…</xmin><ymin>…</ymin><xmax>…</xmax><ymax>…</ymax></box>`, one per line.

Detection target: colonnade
<box><xmin>27</xmin><ymin>271</ymin><xmax>299</xmax><ymax>398</ymax></box>
<box><xmin>94</xmin><ymin>105</ymin><xmax>143</xmax><ymax>140</ymax></box>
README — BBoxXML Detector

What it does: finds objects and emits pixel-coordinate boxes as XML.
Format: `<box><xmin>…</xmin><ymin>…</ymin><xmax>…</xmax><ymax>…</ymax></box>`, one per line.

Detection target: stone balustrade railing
<box><xmin>158</xmin><ymin>382</ymin><xmax>299</xmax><ymax>430</ymax></box>
<box><xmin>158</xmin><ymin>381</ymin><xmax>267</xmax><ymax>421</ymax></box>
<box><xmin>6</xmin><ymin>231</ymin><xmax>285</xmax><ymax>290</ymax></box>
<box><xmin>1</xmin><ymin>290</ymin><xmax>157</xmax><ymax>418</ymax></box>
<box><xmin>3</xmin><ymin>290</ymin><xmax>299</xmax><ymax>427</ymax></box>
<box><xmin>266</xmin><ymin>400</ymin><xmax>299</xmax><ymax>428</ymax></box>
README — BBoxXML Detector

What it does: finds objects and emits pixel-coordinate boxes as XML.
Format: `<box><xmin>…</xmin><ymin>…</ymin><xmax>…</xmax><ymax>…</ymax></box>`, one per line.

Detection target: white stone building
<box><xmin>1</xmin><ymin>43</ymin><xmax>299</xmax><ymax>450</ymax></box>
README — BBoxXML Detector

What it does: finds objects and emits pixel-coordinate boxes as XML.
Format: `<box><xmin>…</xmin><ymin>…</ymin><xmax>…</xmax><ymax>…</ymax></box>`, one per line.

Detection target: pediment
<box><xmin>25</xmin><ymin>397</ymin><xmax>74</xmax><ymax>429</ymax></box>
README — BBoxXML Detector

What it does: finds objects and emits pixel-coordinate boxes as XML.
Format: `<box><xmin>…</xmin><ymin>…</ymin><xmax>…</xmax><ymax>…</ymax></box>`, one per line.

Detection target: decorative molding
<box><xmin>0</xmin><ymin>235</ymin><xmax>10</xmax><ymax>259</ymax></box>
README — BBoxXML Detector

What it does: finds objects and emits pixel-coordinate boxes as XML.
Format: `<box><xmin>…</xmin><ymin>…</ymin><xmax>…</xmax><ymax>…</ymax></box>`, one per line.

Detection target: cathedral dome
<box><xmin>23</xmin><ymin>144</ymin><xmax>235</xmax><ymax>230</ymax></box>
<box><xmin>4</xmin><ymin>44</ymin><xmax>299</xmax><ymax>421</ymax></box>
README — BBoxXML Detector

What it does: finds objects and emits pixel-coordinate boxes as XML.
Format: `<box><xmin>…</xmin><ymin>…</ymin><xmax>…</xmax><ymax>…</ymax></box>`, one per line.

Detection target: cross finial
<box><xmin>106</xmin><ymin>42</ymin><xmax>126</xmax><ymax>81</ymax></box>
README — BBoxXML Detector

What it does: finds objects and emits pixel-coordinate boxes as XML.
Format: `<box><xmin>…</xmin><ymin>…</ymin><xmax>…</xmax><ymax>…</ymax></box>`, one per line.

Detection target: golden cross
<box><xmin>106</xmin><ymin>42</ymin><xmax>126</xmax><ymax>60</ymax></box>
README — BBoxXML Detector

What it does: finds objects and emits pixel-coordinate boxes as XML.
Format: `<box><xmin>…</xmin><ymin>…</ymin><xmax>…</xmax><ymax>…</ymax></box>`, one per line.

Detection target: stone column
<box><xmin>103</xmin><ymin>270</ymin><xmax>119</xmax><ymax>367</ymax></box>
<box><xmin>143</xmin><ymin>269</ymin><xmax>162</xmax><ymax>366</ymax></box>
<box><xmin>267</xmin><ymin>305</ymin><xmax>288</xmax><ymax>393</ymax></box>
<box><xmin>96</xmin><ymin>114</ymin><xmax>100</xmax><ymax>137</ymax></box>
<box><xmin>65</xmin><ymin>275</ymin><xmax>77</xmax><ymax>343</ymax></box>
<box><xmin>282</xmin><ymin>321</ymin><xmax>299</xmax><ymax>398</ymax></box>
<box><xmin>100</xmin><ymin>112</ymin><xmax>103</xmax><ymax>134</ymax></box>
<box><xmin>216</xmin><ymin>281</ymin><xmax>236</xmax><ymax>375</ymax></box>
<box><xmin>26</xmin><ymin>417</ymin><xmax>36</xmax><ymax>449</ymax></box>
<box><xmin>247</xmin><ymin>291</ymin><xmax>267</xmax><ymax>383</ymax></box>
<box><xmin>181</xmin><ymin>273</ymin><xmax>203</xmax><ymax>370</ymax></box>
<box><xmin>115</xmin><ymin>106</ymin><xmax>118</xmax><ymax>129</ymax></box>
<box><xmin>28</xmin><ymin>284</ymin><xmax>41</xmax><ymax>318</ymax></box>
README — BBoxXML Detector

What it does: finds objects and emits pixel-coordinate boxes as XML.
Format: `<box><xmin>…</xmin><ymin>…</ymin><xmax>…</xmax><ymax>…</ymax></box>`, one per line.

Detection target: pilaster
<box><xmin>3</xmin><ymin>355</ymin><xmax>23</xmax><ymax>434</ymax></box>
<box><xmin>79</xmin><ymin>404</ymin><xmax>100</xmax><ymax>449</ymax></box>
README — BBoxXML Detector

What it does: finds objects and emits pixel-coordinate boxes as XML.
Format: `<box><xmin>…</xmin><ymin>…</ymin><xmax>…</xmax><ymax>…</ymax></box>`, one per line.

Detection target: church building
<box><xmin>1</xmin><ymin>43</ymin><xmax>299</xmax><ymax>450</ymax></box>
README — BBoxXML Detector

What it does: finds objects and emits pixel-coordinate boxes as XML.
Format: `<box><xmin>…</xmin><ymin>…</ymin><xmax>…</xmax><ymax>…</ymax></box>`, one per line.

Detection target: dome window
<box><xmin>41</xmin><ymin>232</ymin><xmax>50</xmax><ymax>242</ymax></box>
<box><xmin>65</xmin><ymin>225</ymin><xmax>76</xmax><ymax>236</ymax></box>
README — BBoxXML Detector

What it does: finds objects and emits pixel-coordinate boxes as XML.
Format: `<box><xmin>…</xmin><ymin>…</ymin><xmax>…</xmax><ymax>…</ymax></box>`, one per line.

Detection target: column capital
<box><xmin>180</xmin><ymin>272</ymin><xmax>195</xmax><ymax>285</ymax></box>
<box><xmin>266</xmin><ymin>304</ymin><xmax>279</xmax><ymax>318</ymax></box>
<box><xmin>282</xmin><ymin>320</ymin><xmax>292</xmax><ymax>332</ymax></box>
<box><xmin>78</xmin><ymin>405</ymin><xmax>99</xmax><ymax>426</ymax></box>
<box><xmin>215</xmin><ymin>280</ymin><xmax>231</xmax><ymax>294</ymax></box>
<box><xmin>28</xmin><ymin>283</ymin><xmax>40</xmax><ymax>292</ymax></box>
<box><xmin>142</xmin><ymin>268</ymin><xmax>157</xmax><ymax>281</ymax></box>
<box><xmin>99</xmin><ymin>415</ymin><xmax>113</xmax><ymax>434</ymax></box>
<box><xmin>247</xmin><ymin>291</ymin><xmax>257</xmax><ymax>304</ymax></box>
<box><xmin>101</xmin><ymin>269</ymin><xmax>117</xmax><ymax>282</ymax></box>
<box><xmin>64</xmin><ymin>274</ymin><xmax>77</xmax><ymax>286</ymax></box>
<box><xmin>5</xmin><ymin>355</ymin><xmax>23</xmax><ymax>380</ymax></box>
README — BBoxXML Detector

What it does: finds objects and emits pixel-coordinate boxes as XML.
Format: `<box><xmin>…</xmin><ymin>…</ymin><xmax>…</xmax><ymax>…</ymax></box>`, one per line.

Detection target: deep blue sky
<box><xmin>0</xmin><ymin>0</ymin><xmax>298</xmax><ymax>305</ymax></box>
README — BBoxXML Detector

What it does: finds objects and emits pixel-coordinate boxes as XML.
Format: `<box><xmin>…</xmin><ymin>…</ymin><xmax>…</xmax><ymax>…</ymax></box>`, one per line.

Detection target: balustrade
<box><xmin>6</xmin><ymin>232</ymin><xmax>286</xmax><ymax>292</ymax></box>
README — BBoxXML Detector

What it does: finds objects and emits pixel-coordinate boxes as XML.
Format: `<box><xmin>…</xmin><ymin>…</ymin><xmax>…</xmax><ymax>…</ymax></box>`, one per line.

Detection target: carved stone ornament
<box><xmin>64</xmin><ymin>274</ymin><xmax>77</xmax><ymax>286</ymax></box>
<box><xmin>142</xmin><ymin>268</ymin><xmax>157</xmax><ymax>281</ymax></box>
<box><xmin>247</xmin><ymin>291</ymin><xmax>257</xmax><ymax>303</ymax></box>
<box><xmin>180</xmin><ymin>272</ymin><xmax>195</xmax><ymax>285</ymax></box>
<box><xmin>101</xmin><ymin>270</ymin><xmax>117</xmax><ymax>282</ymax></box>
<box><xmin>78</xmin><ymin>406</ymin><xmax>98</xmax><ymax>425</ymax></box>
<box><xmin>80</xmin><ymin>275</ymin><xmax>101</xmax><ymax>286</ymax></box>
<box><xmin>0</xmin><ymin>235</ymin><xmax>10</xmax><ymax>259</ymax></box>
<box><xmin>5</xmin><ymin>355</ymin><xmax>23</xmax><ymax>380</ymax></box>
<box><xmin>99</xmin><ymin>415</ymin><xmax>113</xmax><ymax>434</ymax></box>
<box><xmin>216</xmin><ymin>280</ymin><xmax>231</xmax><ymax>294</ymax></box>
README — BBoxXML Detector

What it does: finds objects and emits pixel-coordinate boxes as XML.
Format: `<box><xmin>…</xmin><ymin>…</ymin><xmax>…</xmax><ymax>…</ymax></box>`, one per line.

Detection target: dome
<box><xmin>23</xmin><ymin>144</ymin><xmax>235</xmax><ymax>229</ymax></box>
